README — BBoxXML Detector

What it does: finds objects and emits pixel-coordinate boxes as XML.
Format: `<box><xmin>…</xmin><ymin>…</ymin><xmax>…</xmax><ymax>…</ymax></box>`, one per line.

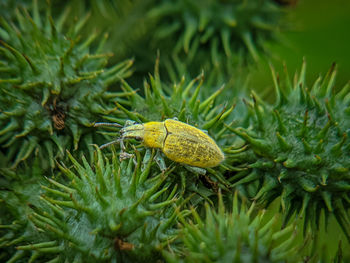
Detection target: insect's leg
<box><xmin>119</xmin><ymin>152</ymin><xmax>134</xmax><ymax>161</ymax></box>
<box><xmin>119</xmin><ymin>138</ymin><xmax>126</xmax><ymax>151</ymax></box>
<box><xmin>94</xmin><ymin>122</ymin><xmax>122</xmax><ymax>128</ymax></box>
<box><xmin>183</xmin><ymin>165</ymin><xmax>206</xmax><ymax>175</ymax></box>
<box><xmin>142</xmin><ymin>148</ymin><xmax>152</xmax><ymax>171</ymax></box>
<box><xmin>154</xmin><ymin>150</ymin><xmax>167</xmax><ymax>172</ymax></box>
<box><xmin>99</xmin><ymin>139</ymin><xmax>120</xmax><ymax>149</ymax></box>
<box><xmin>117</xmin><ymin>137</ymin><xmax>134</xmax><ymax>161</ymax></box>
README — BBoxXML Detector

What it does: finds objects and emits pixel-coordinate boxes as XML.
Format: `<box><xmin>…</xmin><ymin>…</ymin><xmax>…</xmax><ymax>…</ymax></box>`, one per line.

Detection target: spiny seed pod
<box><xmin>163</xmin><ymin>191</ymin><xmax>301</xmax><ymax>263</ymax></box>
<box><xmin>148</xmin><ymin>0</ymin><xmax>286</xmax><ymax>63</ymax></box>
<box><xmin>0</xmin><ymin>1</ymin><xmax>133</xmax><ymax>170</ymax></box>
<box><xmin>0</xmin><ymin>157</ymin><xmax>49</xmax><ymax>262</ymax></box>
<box><xmin>7</xmin><ymin>147</ymin><xmax>185</xmax><ymax>263</ymax></box>
<box><xmin>228</xmin><ymin>60</ymin><xmax>350</xmax><ymax>240</ymax></box>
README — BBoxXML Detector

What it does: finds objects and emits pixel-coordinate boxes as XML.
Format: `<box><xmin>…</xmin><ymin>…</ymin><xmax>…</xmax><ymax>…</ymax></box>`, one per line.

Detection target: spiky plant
<box><xmin>0</xmin><ymin>156</ymin><xmax>49</xmax><ymax>262</ymax></box>
<box><xmin>1</xmin><ymin>146</ymin><xmax>186</xmax><ymax>262</ymax></box>
<box><xmin>0</xmin><ymin>1</ymin><xmax>133</xmax><ymax>170</ymax></box>
<box><xmin>148</xmin><ymin>0</ymin><xmax>286</xmax><ymax>65</ymax></box>
<box><xmin>55</xmin><ymin>0</ymin><xmax>155</xmax><ymax>63</ymax></box>
<box><xmin>0</xmin><ymin>0</ymin><xmax>32</xmax><ymax>20</ymax></box>
<box><xmin>95</xmin><ymin>60</ymin><xmax>242</xmax><ymax>202</ymax></box>
<box><xmin>228</xmin><ymin>60</ymin><xmax>350</xmax><ymax>240</ymax></box>
<box><xmin>164</xmin><ymin>191</ymin><xmax>301</xmax><ymax>263</ymax></box>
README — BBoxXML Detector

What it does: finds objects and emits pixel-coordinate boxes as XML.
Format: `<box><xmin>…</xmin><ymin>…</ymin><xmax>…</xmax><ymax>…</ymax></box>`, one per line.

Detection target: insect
<box><xmin>94</xmin><ymin>119</ymin><xmax>224</xmax><ymax>174</ymax></box>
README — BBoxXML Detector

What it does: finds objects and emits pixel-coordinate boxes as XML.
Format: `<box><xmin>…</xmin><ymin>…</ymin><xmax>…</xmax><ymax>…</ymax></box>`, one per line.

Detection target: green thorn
<box><xmin>202</xmin><ymin>106</ymin><xmax>226</xmax><ymax>130</ymax></box>
<box><xmin>188</xmin><ymin>74</ymin><xmax>204</xmax><ymax>109</ymax></box>
<box><xmin>297</xmin><ymin>58</ymin><xmax>307</xmax><ymax>87</ymax></box>
<box><xmin>220</xmin><ymin>28</ymin><xmax>231</xmax><ymax>57</ymax></box>
<box><xmin>298</xmin><ymin>110</ymin><xmax>308</xmax><ymax>137</ymax></box>
<box><xmin>149</xmin><ymin>199</ymin><xmax>176</xmax><ymax>210</ymax></box>
<box><xmin>320</xmin><ymin>172</ymin><xmax>328</xmax><ymax>186</ymax></box>
<box><xmin>41</xmin><ymin>185</ymin><xmax>70</xmax><ymax>199</ymax></box>
<box><xmin>254</xmin><ymin>177</ymin><xmax>278</xmax><ymax>201</ymax></box>
<box><xmin>331</xmin><ymin>133</ymin><xmax>347</xmax><ymax>154</ymax></box>
<box><xmin>17</xmin><ymin>241</ymin><xmax>57</xmax><ymax>250</ymax></box>
<box><xmin>249</xmin><ymin>160</ymin><xmax>274</xmax><ymax>169</ymax></box>
<box><xmin>270</xmin><ymin>63</ymin><xmax>287</xmax><ymax>106</ymax></box>
<box><xmin>321</xmin><ymin>62</ymin><xmax>337</xmax><ymax>97</ymax></box>
<box><xmin>298</xmin><ymin>177</ymin><xmax>319</xmax><ymax>193</ymax></box>
<box><xmin>15</xmin><ymin>120</ymin><xmax>35</xmax><ymax>138</ymax></box>
<box><xmin>241</xmin><ymin>31</ymin><xmax>259</xmax><ymax>61</ymax></box>
<box><xmin>115</xmin><ymin>102</ymin><xmax>141</xmax><ymax>122</ymax></box>
<box><xmin>314</xmin><ymin>139</ymin><xmax>324</xmax><ymax>153</ymax></box>
<box><xmin>276</xmin><ymin>132</ymin><xmax>291</xmax><ymax>151</ymax></box>
<box><xmin>283</xmin><ymin>158</ymin><xmax>297</xmax><ymax>168</ymax></box>
<box><xmin>331</xmin><ymin>181</ymin><xmax>350</xmax><ymax>191</ymax></box>
<box><xmin>301</xmin><ymin>138</ymin><xmax>312</xmax><ymax>154</ymax></box>
<box><xmin>278</xmin><ymin>170</ymin><xmax>289</xmax><ymax>183</ymax></box>
<box><xmin>183</xmin><ymin>15</ymin><xmax>197</xmax><ymax>53</ymax></box>
<box><xmin>321</xmin><ymin>191</ymin><xmax>333</xmax><ymax>212</ymax></box>
<box><xmin>0</xmin><ymin>119</ymin><xmax>18</xmax><ymax>135</ymax></box>
<box><xmin>0</xmin><ymin>40</ymin><xmax>35</xmax><ymax>72</ymax></box>
<box><xmin>273</xmin><ymin>110</ymin><xmax>287</xmax><ymax>134</ymax></box>
<box><xmin>199</xmin><ymin>85</ymin><xmax>225</xmax><ymax>113</ymax></box>
<box><xmin>232</xmin><ymin>171</ymin><xmax>260</xmax><ymax>187</ymax></box>
<box><xmin>230</xmin><ymin>127</ymin><xmax>272</xmax><ymax>155</ymax></box>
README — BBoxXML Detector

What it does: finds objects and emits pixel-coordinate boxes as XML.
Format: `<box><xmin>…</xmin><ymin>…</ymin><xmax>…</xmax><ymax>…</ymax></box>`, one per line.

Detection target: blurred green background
<box><xmin>251</xmin><ymin>0</ymin><xmax>350</xmax><ymax>98</ymax></box>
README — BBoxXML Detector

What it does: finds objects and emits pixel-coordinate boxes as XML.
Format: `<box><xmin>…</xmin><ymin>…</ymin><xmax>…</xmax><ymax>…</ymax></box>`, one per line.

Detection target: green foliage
<box><xmin>0</xmin><ymin>0</ymin><xmax>32</xmax><ymax>20</ymax></box>
<box><xmin>59</xmin><ymin>0</ymin><xmax>288</xmax><ymax>82</ymax></box>
<box><xmin>0</xmin><ymin>2</ymin><xmax>132</xmax><ymax>170</ymax></box>
<box><xmin>2</xmin><ymin>147</ymin><xmax>184</xmax><ymax>262</ymax></box>
<box><xmin>57</xmin><ymin>0</ymin><xmax>155</xmax><ymax>61</ymax></box>
<box><xmin>164</xmin><ymin>192</ymin><xmax>301</xmax><ymax>263</ymax></box>
<box><xmin>148</xmin><ymin>0</ymin><xmax>285</xmax><ymax>64</ymax></box>
<box><xmin>0</xmin><ymin>0</ymin><xmax>349</xmax><ymax>262</ymax></box>
<box><xmin>229</xmin><ymin>60</ymin><xmax>350</xmax><ymax>240</ymax></box>
<box><xmin>0</xmin><ymin>157</ymin><xmax>50</xmax><ymax>262</ymax></box>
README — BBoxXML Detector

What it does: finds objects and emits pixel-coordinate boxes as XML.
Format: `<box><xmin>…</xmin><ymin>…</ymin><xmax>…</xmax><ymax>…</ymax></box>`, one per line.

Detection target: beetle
<box><xmin>94</xmin><ymin>119</ymin><xmax>224</xmax><ymax>173</ymax></box>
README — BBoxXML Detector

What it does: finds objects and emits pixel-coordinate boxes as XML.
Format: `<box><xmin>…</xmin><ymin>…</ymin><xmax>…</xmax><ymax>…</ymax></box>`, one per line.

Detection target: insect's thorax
<box><xmin>143</xmin><ymin>122</ymin><xmax>167</xmax><ymax>148</ymax></box>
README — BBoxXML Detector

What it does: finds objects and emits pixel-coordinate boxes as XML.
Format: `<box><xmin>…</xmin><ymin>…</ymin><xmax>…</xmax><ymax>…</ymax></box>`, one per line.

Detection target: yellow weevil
<box><xmin>94</xmin><ymin>119</ymin><xmax>224</xmax><ymax>174</ymax></box>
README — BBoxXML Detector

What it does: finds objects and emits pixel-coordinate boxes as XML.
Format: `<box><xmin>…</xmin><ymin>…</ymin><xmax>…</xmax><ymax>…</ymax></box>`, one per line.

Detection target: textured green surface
<box><xmin>229</xmin><ymin>60</ymin><xmax>350</xmax><ymax>240</ymax></box>
<box><xmin>149</xmin><ymin>0</ymin><xmax>284</xmax><ymax>61</ymax></box>
<box><xmin>0</xmin><ymin>2</ymin><xmax>132</xmax><ymax>170</ymax></box>
<box><xmin>0</xmin><ymin>0</ymin><xmax>349</xmax><ymax>262</ymax></box>
<box><xmin>164</xmin><ymin>192</ymin><xmax>301</xmax><ymax>263</ymax></box>
<box><xmin>1</xmin><ymin>147</ymin><xmax>184</xmax><ymax>262</ymax></box>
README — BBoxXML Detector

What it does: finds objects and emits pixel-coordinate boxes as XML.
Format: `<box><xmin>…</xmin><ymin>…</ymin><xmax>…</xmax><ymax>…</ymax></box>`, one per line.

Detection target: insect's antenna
<box><xmin>99</xmin><ymin>139</ymin><xmax>121</xmax><ymax>149</ymax></box>
<box><xmin>94</xmin><ymin>122</ymin><xmax>123</xmax><ymax>128</ymax></box>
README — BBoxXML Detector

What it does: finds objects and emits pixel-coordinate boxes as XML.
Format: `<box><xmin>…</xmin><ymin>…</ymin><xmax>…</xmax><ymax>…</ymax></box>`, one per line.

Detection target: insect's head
<box><xmin>93</xmin><ymin>120</ymin><xmax>145</xmax><ymax>149</ymax></box>
<box><xmin>120</xmin><ymin>123</ymin><xmax>145</xmax><ymax>140</ymax></box>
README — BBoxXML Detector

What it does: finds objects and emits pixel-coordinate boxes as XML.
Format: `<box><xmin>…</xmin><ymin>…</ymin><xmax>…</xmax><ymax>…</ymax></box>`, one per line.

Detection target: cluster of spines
<box><xmin>164</xmin><ymin>191</ymin><xmax>300</xmax><ymax>262</ymax></box>
<box><xmin>0</xmin><ymin>1</ymin><xmax>133</xmax><ymax>169</ymax></box>
<box><xmin>1</xmin><ymin>146</ymin><xmax>187</xmax><ymax>262</ymax></box>
<box><xmin>148</xmin><ymin>0</ymin><xmax>285</xmax><ymax>63</ymax></box>
<box><xmin>0</xmin><ymin>155</ymin><xmax>50</xmax><ymax>263</ymax></box>
<box><xmin>228</xmin><ymin>60</ymin><xmax>350</xmax><ymax>240</ymax></box>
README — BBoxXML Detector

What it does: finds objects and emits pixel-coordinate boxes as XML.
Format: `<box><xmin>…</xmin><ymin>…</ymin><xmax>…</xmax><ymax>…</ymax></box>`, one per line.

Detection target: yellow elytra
<box><xmin>118</xmin><ymin>119</ymin><xmax>224</xmax><ymax>168</ymax></box>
